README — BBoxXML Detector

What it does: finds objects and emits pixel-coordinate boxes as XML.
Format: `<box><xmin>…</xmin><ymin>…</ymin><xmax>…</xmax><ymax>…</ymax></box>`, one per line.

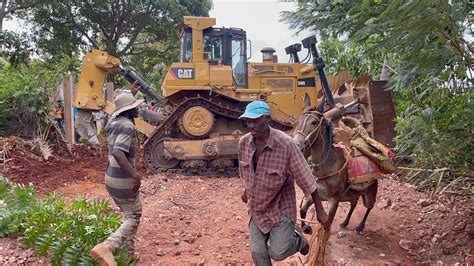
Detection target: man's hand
<box><xmin>310</xmin><ymin>188</ymin><xmax>332</xmax><ymax>230</ymax></box>
<box><xmin>131</xmin><ymin>176</ymin><xmax>141</xmax><ymax>193</ymax></box>
<box><xmin>130</xmin><ymin>81</ymin><xmax>140</xmax><ymax>96</ymax></box>
<box><xmin>317</xmin><ymin>210</ymin><xmax>331</xmax><ymax>230</ymax></box>
<box><xmin>241</xmin><ymin>189</ymin><xmax>247</xmax><ymax>203</ymax></box>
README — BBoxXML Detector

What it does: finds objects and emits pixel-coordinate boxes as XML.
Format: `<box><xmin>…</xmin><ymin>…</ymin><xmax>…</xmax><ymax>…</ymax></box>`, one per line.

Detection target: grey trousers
<box><xmin>249</xmin><ymin>215</ymin><xmax>305</xmax><ymax>266</ymax></box>
<box><xmin>105</xmin><ymin>194</ymin><xmax>142</xmax><ymax>252</ymax></box>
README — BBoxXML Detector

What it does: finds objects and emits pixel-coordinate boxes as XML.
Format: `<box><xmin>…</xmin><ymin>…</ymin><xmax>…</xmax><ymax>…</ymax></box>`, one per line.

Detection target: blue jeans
<box><xmin>249</xmin><ymin>215</ymin><xmax>305</xmax><ymax>266</ymax></box>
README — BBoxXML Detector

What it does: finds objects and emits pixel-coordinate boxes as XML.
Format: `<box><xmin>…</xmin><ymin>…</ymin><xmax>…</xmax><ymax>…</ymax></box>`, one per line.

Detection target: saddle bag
<box><xmin>333</xmin><ymin>117</ymin><xmax>398</xmax><ymax>185</ymax></box>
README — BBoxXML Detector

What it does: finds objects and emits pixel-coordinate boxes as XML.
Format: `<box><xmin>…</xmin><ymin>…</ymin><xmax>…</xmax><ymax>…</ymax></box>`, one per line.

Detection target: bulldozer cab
<box><xmin>179</xmin><ymin>18</ymin><xmax>248</xmax><ymax>87</ymax></box>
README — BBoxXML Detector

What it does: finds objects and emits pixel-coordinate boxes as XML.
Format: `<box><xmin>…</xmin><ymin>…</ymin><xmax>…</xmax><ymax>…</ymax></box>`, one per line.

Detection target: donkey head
<box><xmin>293</xmin><ymin>100</ymin><xmax>325</xmax><ymax>153</ymax></box>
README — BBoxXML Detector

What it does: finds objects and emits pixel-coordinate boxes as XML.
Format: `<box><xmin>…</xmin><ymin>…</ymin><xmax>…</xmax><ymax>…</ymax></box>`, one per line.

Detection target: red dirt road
<box><xmin>0</xmin><ymin>143</ymin><xmax>473</xmax><ymax>265</ymax></box>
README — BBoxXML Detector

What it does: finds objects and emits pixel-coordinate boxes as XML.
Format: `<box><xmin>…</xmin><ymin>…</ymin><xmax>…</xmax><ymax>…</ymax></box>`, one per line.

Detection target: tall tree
<box><xmin>0</xmin><ymin>0</ymin><xmax>36</xmax><ymax>32</ymax></box>
<box><xmin>23</xmin><ymin>0</ymin><xmax>213</xmax><ymax>59</ymax></box>
<box><xmin>282</xmin><ymin>0</ymin><xmax>474</xmax><ymax>173</ymax></box>
<box><xmin>281</xmin><ymin>0</ymin><xmax>472</xmax><ymax>87</ymax></box>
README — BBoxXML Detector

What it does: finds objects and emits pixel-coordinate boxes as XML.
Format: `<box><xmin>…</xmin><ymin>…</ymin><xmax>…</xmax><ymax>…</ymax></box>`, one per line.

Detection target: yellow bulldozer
<box><xmin>74</xmin><ymin>16</ymin><xmax>396</xmax><ymax>176</ymax></box>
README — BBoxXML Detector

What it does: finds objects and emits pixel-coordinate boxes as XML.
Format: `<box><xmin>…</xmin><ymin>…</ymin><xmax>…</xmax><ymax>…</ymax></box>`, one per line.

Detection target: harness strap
<box><xmin>309</xmin><ymin>122</ymin><xmax>332</xmax><ymax>168</ymax></box>
<box><xmin>312</xmin><ymin>154</ymin><xmax>348</xmax><ymax>180</ymax></box>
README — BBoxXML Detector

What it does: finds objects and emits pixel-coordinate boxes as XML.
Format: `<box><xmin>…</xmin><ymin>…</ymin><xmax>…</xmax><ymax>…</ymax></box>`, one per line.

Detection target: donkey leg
<box><xmin>327</xmin><ymin>198</ymin><xmax>340</xmax><ymax>225</ymax></box>
<box><xmin>300</xmin><ymin>197</ymin><xmax>314</xmax><ymax>234</ymax></box>
<box><xmin>355</xmin><ymin>181</ymin><xmax>378</xmax><ymax>233</ymax></box>
<box><xmin>355</xmin><ymin>206</ymin><xmax>373</xmax><ymax>234</ymax></box>
<box><xmin>340</xmin><ymin>198</ymin><xmax>358</xmax><ymax>229</ymax></box>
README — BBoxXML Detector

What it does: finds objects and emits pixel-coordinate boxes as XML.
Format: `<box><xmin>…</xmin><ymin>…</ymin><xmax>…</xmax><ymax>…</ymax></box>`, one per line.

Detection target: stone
<box><xmin>174</xmin><ymin>249</ymin><xmax>181</xmax><ymax>256</ymax></box>
<box><xmin>417</xmin><ymin>199</ymin><xmax>433</xmax><ymax>207</ymax></box>
<box><xmin>378</xmin><ymin>253</ymin><xmax>386</xmax><ymax>257</ymax></box>
<box><xmin>192</xmin><ymin>250</ymin><xmax>201</xmax><ymax>256</ymax></box>
<box><xmin>185</xmin><ymin>237</ymin><xmax>196</xmax><ymax>244</ymax></box>
<box><xmin>217</xmin><ymin>254</ymin><xmax>222</xmax><ymax>259</ymax></box>
<box><xmin>399</xmin><ymin>239</ymin><xmax>413</xmax><ymax>251</ymax></box>
<box><xmin>465</xmin><ymin>223</ymin><xmax>474</xmax><ymax>236</ymax></box>
<box><xmin>236</xmin><ymin>215</ymin><xmax>243</xmax><ymax>221</ymax></box>
<box><xmin>337</xmin><ymin>231</ymin><xmax>346</xmax><ymax>238</ymax></box>
<box><xmin>378</xmin><ymin>198</ymin><xmax>392</xmax><ymax>209</ymax></box>
<box><xmin>173</xmin><ymin>239</ymin><xmax>181</xmax><ymax>245</ymax></box>
<box><xmin>156</xmin><ymin>249</ymin><xmax>165</xmax><ymax>256</ymax></box>
<box><xmin>392</xmin><ymin>259</ymin><xmax>403</xmax><ymax>266</ymax></box>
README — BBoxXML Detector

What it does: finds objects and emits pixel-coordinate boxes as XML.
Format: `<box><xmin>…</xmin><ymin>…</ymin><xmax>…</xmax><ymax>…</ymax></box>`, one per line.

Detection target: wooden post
<box><xmin>63</xmin><ymin>74</ymin><xmax>75</xmax><ymax>144</ymax></box>
<box><xmin>106</xmin><ymin>81</ymin><xmax>114</xmax><ymax>103</ymax></box>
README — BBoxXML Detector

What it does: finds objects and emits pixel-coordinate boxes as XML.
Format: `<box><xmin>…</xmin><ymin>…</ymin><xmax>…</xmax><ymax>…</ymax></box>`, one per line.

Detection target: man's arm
<box><xmin>130</xmin><ymin>81</ymin><xmax>140</xmax><ymax>96</ymax></box>
<box><xmin>238</xmin><ymin>137</ymin><xmax>247</xmax><ymax>203</ymax></box>
<box><xmin>310</xmin><ymin>188</ymin><xmax>330</xmax><ymax>229</ymax></box>
<box><xmin>112</xmin><ymin>149</ymin><xmax>140</xmax><ymax>192</ymax></box>
<box><xmin>288</xmin><ymin>140</ymin><xmax>330</xmax><ymax>229</ymax></box>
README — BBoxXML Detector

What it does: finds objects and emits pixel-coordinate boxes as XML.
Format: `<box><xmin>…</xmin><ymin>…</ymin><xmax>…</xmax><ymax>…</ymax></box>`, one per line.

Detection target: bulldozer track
<box><xmin>143</xmin><ymin>96</ymin><xmax>292</xmax><ymax>177</ymax></box>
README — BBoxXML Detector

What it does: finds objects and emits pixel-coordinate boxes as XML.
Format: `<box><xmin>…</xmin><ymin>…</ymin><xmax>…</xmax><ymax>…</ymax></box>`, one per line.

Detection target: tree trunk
<box><xmin>380</xmin><ymin>56</ymin><xmax>392</xmax><ymax>81</ymax></box>
<box><xmin>0</xmin><ymin>0</ymin><xmax>7</xmax><ymax>32</ymax></box>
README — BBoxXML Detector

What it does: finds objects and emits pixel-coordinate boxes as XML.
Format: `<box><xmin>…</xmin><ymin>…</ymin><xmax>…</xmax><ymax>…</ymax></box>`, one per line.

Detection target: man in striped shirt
<box><xmin>91</xmin><ymin>92</ymin><xmax>144</xmax><ymax>266</ymax></box>
<box><xmin>238</xmin><ymin>101</ymin><xmax>330</xmax><ymax>265</ymax></box>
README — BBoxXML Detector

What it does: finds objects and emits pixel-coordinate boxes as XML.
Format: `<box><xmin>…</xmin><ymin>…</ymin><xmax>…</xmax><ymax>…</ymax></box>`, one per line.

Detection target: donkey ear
<box><xmin>303</xmin><ymin>94</ymin><xmax>311</xmax><ymax>109</ymax></box>
<box><xmin>316</xmin><ymin>99</ymin><xmax>325</xmax><ymax>113</ymax></box>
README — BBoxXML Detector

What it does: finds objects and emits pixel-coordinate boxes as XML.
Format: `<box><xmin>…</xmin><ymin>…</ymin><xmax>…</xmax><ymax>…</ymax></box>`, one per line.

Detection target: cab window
<box><xmin>204</xmin><ymin>36</ymin><xmax>223</xmax><ymax>61</ymax></box>
<box><xmin>180</xmin><ymin>31</ymin><xmax>192</xmax><ymax>63</ymax></box>
<box><xmin>232</xmin><ymin>38</ymin><xmax>246</xmax><ymax>86</ymax></box>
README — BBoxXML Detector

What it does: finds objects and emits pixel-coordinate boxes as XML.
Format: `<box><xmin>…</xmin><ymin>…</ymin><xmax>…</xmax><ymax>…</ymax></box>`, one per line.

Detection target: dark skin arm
<box><xmin>311</xmin><ymin>189</ymin><xmax>331</xmax><ymax>230</ymax></box>
<box><xmin>112</xmin><ymin>148</ymin><xmax>141</xmax><ymax>193</ymax></box>
<box><xmin>130</xmin><ymin>81</ymin><xmax>140</xmax><ymax>96</ymax></box>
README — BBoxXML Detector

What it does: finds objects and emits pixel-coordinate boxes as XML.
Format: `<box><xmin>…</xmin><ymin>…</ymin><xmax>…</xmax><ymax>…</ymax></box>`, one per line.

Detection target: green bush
<box><xmin>0</xmin><ymin>176</ymin><xmax>134</xmax><ymax>265</ymax></box>
<box><xmin>0</xmin><ymin>57</ymin><xmax>79</xmax><ymax>137</ymax></box>
<box><xmin>394</xmin><ymin>85</ymin><xmax>473</xmax><ymax>173</ymax></box>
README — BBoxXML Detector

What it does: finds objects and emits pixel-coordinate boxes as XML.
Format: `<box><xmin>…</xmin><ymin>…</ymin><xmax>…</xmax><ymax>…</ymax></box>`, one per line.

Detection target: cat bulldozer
<box><xmin>74</xmin><ymin>16</ymin><xmax>396</xmax><ymax>176</ymax></box>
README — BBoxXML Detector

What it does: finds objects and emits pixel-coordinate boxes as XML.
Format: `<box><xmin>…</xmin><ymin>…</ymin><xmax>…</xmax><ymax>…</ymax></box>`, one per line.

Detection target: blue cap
<box><xmin>239</xmin><ymin>100</ymin><xmax>270</xmax><ymax>119</ymax></box>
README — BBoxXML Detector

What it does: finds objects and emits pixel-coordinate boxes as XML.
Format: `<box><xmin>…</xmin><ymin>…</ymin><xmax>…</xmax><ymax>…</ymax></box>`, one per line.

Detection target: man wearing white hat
<box><xmin>90</xmin><ymin>93</ymin><xmax>144</xmax><ymax>265</ymax></box>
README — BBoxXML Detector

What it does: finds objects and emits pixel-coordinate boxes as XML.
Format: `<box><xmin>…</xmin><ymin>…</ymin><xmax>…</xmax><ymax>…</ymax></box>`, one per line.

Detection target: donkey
<box><xmin>293</xmin><ymin>103</ymin><xmax>378</xmax><ymax>234</ymax></box>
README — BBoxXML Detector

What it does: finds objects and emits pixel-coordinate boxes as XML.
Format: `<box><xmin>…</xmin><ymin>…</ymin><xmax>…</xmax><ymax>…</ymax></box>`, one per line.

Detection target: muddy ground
<box><xmin>0</xmin><ymin>142</ymin><xmax>473</xmax><ymax>265</ymax></box>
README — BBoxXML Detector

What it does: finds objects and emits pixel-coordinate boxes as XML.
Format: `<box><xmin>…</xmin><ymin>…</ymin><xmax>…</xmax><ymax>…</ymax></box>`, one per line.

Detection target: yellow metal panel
<box><xmin>192</xmin><ymin>29</ymin><xmax>204</xmax><ymax>62</ymax></box>
<box><xmin>134</xmin><ymin>118</ymin><xmax>156</xmax><ymax>137</ymax></box>
<box><xmin>182</xmin><ymin>17</ymin><xmax>216</xmax><ymax>62</ymax></box>
<box><xmin>195</xmin><ymin>62</ymin><xmax>210</xmax><ymax>86</ymax></box>
<box><xmin>163</xmin><ymin>63</ymin><xmax>196</xmax><ymax>88</ymax></box>
<box><xmin>183</xmin><ymin>16</ymin><xmax>216</xmax><ymax>30</ymax></box>
<box><xmin>263</xmin><ymin>77</ymin><xmax>296</xmax><ymax>121</ymax></box>
<box><xmin>209</xmin><ymin>65</ymin><xmax>232</xmax><ymax>86</ymax></box>
<box><xmin>74</xmin><ymin>49</ymin><xmax>121</xmax><ymax>111</ymax></box>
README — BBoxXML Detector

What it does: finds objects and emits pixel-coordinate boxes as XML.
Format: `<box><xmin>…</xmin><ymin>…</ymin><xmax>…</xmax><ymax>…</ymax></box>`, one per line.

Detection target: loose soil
<box><xmin>0</xmin><ymin>141</ymin><xmax>472</xmax><ymax>265</ymax></box>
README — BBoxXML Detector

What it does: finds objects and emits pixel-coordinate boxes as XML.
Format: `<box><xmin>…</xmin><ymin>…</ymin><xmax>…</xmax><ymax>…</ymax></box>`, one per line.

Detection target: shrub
<box><xmin>0</xmin><ymin>176</ymin><xmax>133</xmax><ymax>265</ymax></box>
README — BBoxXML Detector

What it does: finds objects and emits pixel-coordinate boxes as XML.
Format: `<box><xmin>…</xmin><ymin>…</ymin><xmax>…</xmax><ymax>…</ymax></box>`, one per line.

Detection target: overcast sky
<box><xmin>210</xmin><ymin>0</ymin><xmax>312</xmax><ymax>63</ymax></box>
<box><xmin>3</xmin><ymin>0</ymin><xmax>312</xmax><ymax>62</ymax></box>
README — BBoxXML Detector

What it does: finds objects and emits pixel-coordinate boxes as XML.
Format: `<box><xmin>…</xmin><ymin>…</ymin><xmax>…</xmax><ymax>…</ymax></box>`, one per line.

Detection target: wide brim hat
<box><xmin>112</xmin><ymin>93</ymin><xmax>144</xmax><ymax>117</ymax></box>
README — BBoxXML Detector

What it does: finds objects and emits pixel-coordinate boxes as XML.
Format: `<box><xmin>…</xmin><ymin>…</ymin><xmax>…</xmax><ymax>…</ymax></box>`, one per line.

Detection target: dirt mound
<box><xmin>0</xmin><ymin>137</ymin><xmax>106</xmax><ymax>194</ymax></box>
